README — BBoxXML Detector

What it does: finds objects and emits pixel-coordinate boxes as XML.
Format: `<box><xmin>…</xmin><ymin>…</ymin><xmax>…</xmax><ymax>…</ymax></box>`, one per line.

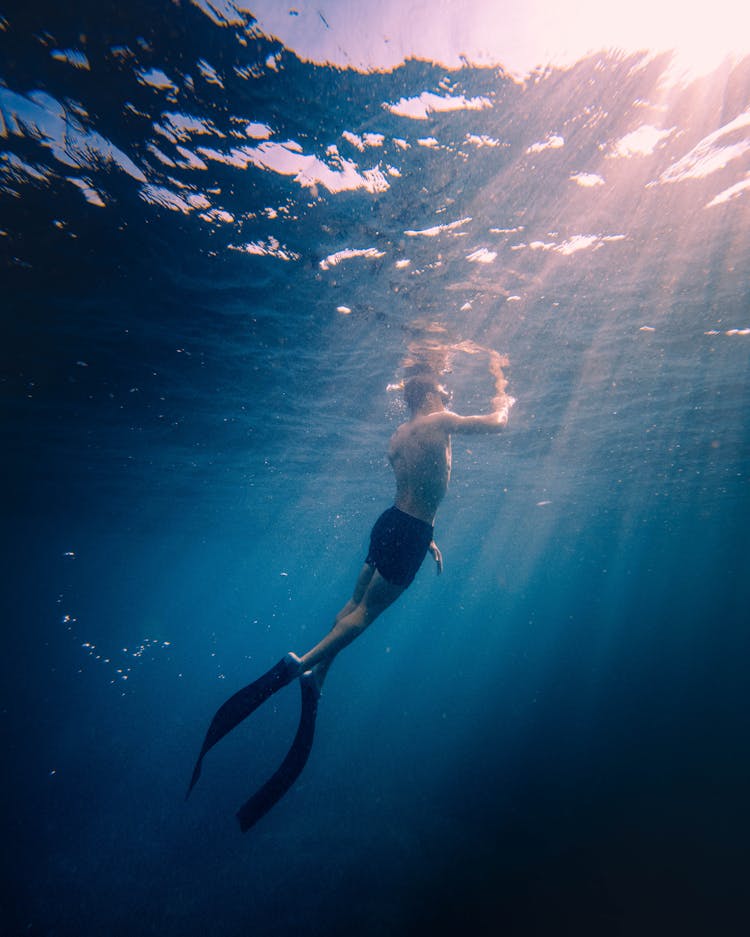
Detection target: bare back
<box><xmin>387</xmin><ymin>404</ymin><xmax>512</xmax><ymax>524</ymax></box>
<box><xmin>388</xmin><ymin>416</ymin><xmax>452</xmax><ymax>523</ymax></box>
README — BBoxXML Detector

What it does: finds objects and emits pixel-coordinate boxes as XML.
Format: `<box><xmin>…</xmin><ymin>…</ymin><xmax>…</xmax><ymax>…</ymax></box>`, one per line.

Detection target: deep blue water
<box><xmin>2</xmin><ymin>4</ymin><xmax>750</xmax><ymax>936</ymax></box>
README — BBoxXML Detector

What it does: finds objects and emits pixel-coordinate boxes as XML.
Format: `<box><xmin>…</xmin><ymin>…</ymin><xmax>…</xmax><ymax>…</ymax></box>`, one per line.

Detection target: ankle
<box><xmin>284</xmin><ymin>651</ymin><xmax>304</xmax><ymax>676</ymax></box>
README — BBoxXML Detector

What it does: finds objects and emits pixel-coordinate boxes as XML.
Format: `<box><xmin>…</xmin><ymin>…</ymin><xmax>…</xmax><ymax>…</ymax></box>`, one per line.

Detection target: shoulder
<box><xmin>419</xmin><ymin>410</ymin><xmax>464</xmax><ymax>432</ymax></box>
<box><xmin>390</xmin><ymin>414</ymin><xmax>449</xmax><ymax>448</ymax></box>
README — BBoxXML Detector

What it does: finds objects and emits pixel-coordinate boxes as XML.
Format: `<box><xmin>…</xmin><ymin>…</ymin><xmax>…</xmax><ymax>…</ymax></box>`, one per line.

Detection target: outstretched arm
<box><xmin>426</xmin><ymin>397</ymin><xmax>515</xmax><ymax>435</ymax></box>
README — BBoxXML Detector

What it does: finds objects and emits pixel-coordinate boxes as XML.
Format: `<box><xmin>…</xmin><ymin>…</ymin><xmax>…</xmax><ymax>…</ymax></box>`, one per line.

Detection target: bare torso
<box><xmin>388</xmin><ymin>415</ymin><xmax>452</xmax><ymax>524</ymax></box>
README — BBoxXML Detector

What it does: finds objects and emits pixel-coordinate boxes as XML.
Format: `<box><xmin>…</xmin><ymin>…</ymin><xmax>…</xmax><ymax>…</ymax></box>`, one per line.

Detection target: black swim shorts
<box><xmin>365</xmin><ymin>505</ymin><xmax>433</xmax><ymax>588</ymax></box>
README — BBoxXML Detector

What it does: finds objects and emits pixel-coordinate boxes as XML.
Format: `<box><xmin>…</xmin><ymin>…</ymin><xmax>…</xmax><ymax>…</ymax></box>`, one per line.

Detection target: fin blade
<box><xmin>236</xmin><ymin>675</ymin><xmax>321</xmax><ymax>832</ymax></box>
<box><xmin>186</xmin><ymin>654</ymin><xmax>300</xmax><ymax>796</ymax></box>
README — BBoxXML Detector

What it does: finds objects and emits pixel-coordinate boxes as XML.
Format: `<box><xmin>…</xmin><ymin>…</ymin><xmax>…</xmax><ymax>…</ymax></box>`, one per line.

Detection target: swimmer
<box><xmin>187</xmin><ymin>370</ymin><xmax>514</xmax><ymax>830</ymax></box>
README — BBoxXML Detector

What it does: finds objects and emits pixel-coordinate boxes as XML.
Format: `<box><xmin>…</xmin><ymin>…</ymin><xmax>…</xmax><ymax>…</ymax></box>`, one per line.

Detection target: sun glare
<box><xmin>516</xmin><ymin>0</ymin><xmax>750</xmax><ymax>78</ymax></box>
<box><xmin>248</xmin><ymin>0</ymin><xmax>750</xmax><ymax>79</ymax></box>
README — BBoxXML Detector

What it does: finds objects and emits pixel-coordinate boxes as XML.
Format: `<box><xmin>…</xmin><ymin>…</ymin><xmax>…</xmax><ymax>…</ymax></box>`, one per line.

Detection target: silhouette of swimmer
<box><xmin>187</xmin><ymin>372</ymin><xmax>514</xmax><ymax>831</ymax></box>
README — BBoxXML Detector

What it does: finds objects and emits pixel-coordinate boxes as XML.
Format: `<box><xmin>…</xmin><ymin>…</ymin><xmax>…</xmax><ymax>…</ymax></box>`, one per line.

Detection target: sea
<box><xmin>2</xmin><ymin>3</ymin><xmax>750</xmax><ymax>936</ymax></box>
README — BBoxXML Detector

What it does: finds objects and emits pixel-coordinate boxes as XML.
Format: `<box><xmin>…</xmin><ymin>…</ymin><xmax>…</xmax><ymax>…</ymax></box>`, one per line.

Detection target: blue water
<box><xmin>2</xmin><ymin>4</ymin><xmax>750</xmax><ymax>936</ymax></box>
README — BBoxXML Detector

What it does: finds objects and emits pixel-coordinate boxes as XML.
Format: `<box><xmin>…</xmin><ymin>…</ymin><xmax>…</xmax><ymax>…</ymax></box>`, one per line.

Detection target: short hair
<box><xmin>404</xmin><ymin>373</ymin><xmax>445</xmax><ymax>411</ymax></box>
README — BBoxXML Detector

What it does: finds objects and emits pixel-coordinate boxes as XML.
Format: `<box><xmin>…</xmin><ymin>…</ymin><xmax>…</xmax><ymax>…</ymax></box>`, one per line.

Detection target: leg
<box><xmin>300</xmin><ymin>566</ymin><xmax>404</xmax><ymax>677</ymax></box>
<box><xmin>302</xmin><ymin>563</ymin><xmax>375</xmax><ymax>689</ymax></box>
<box><xmin>335</xmin><ymin>562</ymin><xmax>377</xmax><ymax>621</ymax></box>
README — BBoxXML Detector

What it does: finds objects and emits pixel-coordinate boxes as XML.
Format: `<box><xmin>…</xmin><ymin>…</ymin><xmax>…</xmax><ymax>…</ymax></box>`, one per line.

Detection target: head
<box><xmin>403</xmin><ymin>372</ymin><xmax>451</xmax><ymax>414</ymax></box>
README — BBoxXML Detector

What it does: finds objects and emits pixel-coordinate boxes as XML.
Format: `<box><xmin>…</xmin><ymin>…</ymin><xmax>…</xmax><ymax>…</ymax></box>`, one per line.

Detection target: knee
<box><xmin>337</xmin><ymin>608</ymin><xmax>368</xmax><ymax>639</ymax></box>
<box><xmin>349</xmin><ymin>615</ymin><xmax>369</xmax><ymax>637</ymax></box>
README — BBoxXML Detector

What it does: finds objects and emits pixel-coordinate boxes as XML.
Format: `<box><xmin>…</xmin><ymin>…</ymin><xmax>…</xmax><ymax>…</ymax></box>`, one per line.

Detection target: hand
<box><xmin>492</xmin><ymin>395</ymin><xmax>516</xmax><ymax>425</ymax></box>
<box><xmin>429</xmin><ymin>540</ymin><xmax>443</xmax><ymax>575</ymax></box>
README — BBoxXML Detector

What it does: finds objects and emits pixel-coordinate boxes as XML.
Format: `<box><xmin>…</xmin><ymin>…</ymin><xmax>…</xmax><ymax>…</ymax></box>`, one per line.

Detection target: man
<box><xmin>187</xmin><ymin>370</ymin><xmax>514</xmax><ymax>831</ymax></box>
<box><xmin>297</xmin><ymin>371</ymin><xmax>513</xmax><ymax>689</ymax></box>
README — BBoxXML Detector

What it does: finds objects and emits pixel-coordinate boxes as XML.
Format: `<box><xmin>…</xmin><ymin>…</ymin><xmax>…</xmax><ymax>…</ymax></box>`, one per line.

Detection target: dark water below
<box><xmin>2</xmin><ymin>4</ymin><xmax>750</xmax><ymax>936</ymax></box>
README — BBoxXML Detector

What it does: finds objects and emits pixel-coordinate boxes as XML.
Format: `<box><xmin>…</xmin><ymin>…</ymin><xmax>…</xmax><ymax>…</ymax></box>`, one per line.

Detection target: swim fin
<box><xmin>236</xmin><ymin>670</ymin><xmax>321</xmax><ymax>832</ymax></box>
<box><xmin>186</xmin><ymin>652</ymin><xmax>302</xmax><ymax>798</ymax></box>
